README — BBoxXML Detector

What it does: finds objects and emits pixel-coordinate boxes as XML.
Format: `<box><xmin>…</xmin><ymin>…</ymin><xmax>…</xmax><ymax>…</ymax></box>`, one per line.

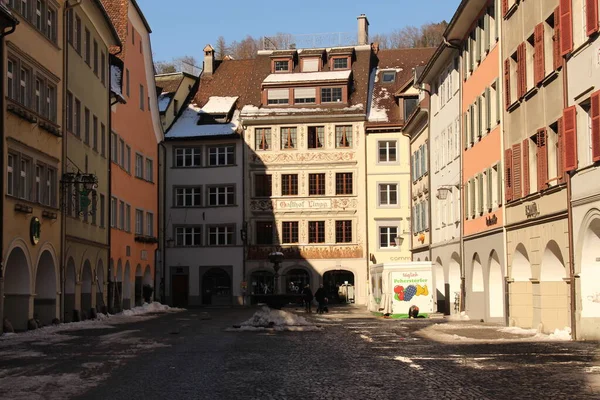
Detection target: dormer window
<box><xmin>267</xmin><ymin>88</ymin><xmax>289</xmax><ymax>105</ymax></box>
<box><xmin>382</xmin><ymin>71</ymin><xmax>396</xmax><ymax>83</ymax></box>
<box><xmin>294</xmin><ymin>88</ymin><xmax>316</xmax><ymax>104</ymax></box>
<box><xmin>274</xmin><ymin>60</ymin><xmax>290</xmax><ymax>72</ymax></box>
<box><xmin>302</xmin><ymin>58</ymin><xmax>320</xmax><ymax>72</ymax></box>
<box><xmin>321</xmin><ymin>87</ymin><xmax>343</xmax><ymax>103</ymax></box>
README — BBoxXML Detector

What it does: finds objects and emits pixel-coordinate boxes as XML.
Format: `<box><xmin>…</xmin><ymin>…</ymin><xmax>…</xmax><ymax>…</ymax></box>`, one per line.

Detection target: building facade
<box><xmin>420</xmin><ymin>45</ymin><xmax>463</xmax><ymax>315</ymax></box>
<box><xmin>2</xmin><ymin>0</ymin><xmax>60</xmax><ymax>331</ymax></box>
<box><xmin>63</xmin><ymin>0</ymin><xmax>120</xmax><ymax>321</ymax></box>
<box><xmin>102</xmin><ymin>0</ymin><xmax>162</xmax><ymax>311</ymax></box>
<box><xmin>156</xmin><ymin>71</ymin><xmax>198</xmax><ymax>132</ymax></box>
<box><xmin>564</xmin><ymin>0</ymin><xmax>600</xmax><ymax>340</ymax></box>
<box><xmin>503</xmin><ymin>0</ymin><xmax>569</xmax><ymax>333</ymax></box>
<box><xmin>163</xmin><ymin>47</ymin><xmax>245</xmax><ymax>307</ymax></box>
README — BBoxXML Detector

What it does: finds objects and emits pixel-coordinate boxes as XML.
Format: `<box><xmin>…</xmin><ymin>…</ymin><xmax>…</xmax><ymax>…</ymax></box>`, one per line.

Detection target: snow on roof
<box><xmin>166</xmin><ymin>104</ymin><xmax>240</xmax><ymax>139</ymax></box>
<box><xmin>110</xmin><ymin>65</ymin><xmax>123</xmax><ymax>98</ymax></box>
<box><xmin>367</xmin><ymin>67</ymin><xmax>390</xmax><ymax>123</ymax></box>
<box><xmin>200</xmin><ymin>96</ymin><xmax>238</xmax><ymax>114</ymax></box>
<box><xmin>241</xmin><ymin>103</ymin><xmax>363</xmax><ymax>117</ymax></box>
<box><xmin>262</xmin><ymin>70</ymin><xmax>351</xmax><ymax>84</ymax></box>
<box><xmin>158</xmin><ymin>93</ymin><xmax>172</xmax><ymax>113</ymax></box>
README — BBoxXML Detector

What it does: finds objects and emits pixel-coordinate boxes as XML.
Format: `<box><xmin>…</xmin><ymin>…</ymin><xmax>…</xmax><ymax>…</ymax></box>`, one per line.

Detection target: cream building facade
<box><xmin>63</xmin><ymin>0</ymin><xmax>120</xmax><ymax>321</ymax></box>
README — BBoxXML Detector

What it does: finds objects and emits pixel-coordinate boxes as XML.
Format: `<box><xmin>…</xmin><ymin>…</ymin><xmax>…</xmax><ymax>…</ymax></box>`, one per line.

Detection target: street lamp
<box><xmin>268</xmin><ymin>251</ymin><xmax>285</xmax><ymax>294</ymax></box>
<box><xmin>394</xmin><ymin>236</ymin><xmax>404</xmax><ymax>247</ymax></box>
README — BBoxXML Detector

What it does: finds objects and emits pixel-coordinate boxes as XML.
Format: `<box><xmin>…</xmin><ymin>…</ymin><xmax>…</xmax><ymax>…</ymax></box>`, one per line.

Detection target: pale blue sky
<box><xmin>137</xmin><ymin>0</ymin><xmax>461</xmax><ymax>64</ymax></box>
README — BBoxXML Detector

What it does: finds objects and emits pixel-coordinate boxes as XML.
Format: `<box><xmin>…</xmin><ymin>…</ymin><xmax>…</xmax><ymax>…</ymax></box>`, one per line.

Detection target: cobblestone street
<box><xmin>1</xmin><ymin>306</ymin><xmax>599</xmax><ymax>400</ymax></box>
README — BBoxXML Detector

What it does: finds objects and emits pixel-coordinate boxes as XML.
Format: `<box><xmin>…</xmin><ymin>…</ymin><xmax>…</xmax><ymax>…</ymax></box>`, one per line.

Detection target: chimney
<box><xmin>357</xmin><ymin>14</ymin><xmax>369</xmax><ymax>46</ymax></box>
<box><xmin>203</xmin><ymin>44</ymin><xmax>215</xmax><ymax>76</ymax></box>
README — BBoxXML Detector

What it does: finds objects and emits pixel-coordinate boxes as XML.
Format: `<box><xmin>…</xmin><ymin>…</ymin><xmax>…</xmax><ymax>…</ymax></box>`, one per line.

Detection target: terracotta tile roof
<box><xmin>155</xmin><ymin>73</ymin><xmax>185</xmax><ymax>94</ymax></box>
<box><xmin>100</xmin><ymin>0</ymin><xmax>129</xmax><ymax>58</ymax></box>
<box><xmin>194</xmin><ymin>59</ymin><xmax>260</xmax><ymax>109</ymax></box>
<box><xmin>368</xmin><ymin>47</ymin><xmax>436</xmax><ymax>126</ymax></box>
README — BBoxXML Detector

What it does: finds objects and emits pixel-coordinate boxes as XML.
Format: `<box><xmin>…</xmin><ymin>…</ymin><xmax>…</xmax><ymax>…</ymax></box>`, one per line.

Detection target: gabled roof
<box><xmin>92</xmin><ymin>0</ymin><xmax>121</xmax><ymax>47</ymax></box>
<box><xmin>101</xmin><ymin>0</ymin><xmax>151</xmax><ymax>59</ymax></box>
<box><xmin>367</xmin><ymin>47</ymin><xmax>436</xmax><ymax>126</ymax></box>
<box><xmin>155</xmin><ymin>72</ymin><xmax>186</xmax><ymax>95</ymax></box>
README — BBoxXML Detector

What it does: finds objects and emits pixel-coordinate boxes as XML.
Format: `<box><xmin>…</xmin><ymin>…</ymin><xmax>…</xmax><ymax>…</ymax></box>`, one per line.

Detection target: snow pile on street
<box><xmin>448</xmin><ymin>311</ymin><xmax>471</xmax><ymax>321</ymax></box>
<box><xmin>499</xmin><ymin>326</ymin><xmax>538</xmax><ymax>335</ymax></box>
<box><xmin>228</xmin><ymin>307</ymin><xmax>322</xmax><ymax>332</ymax></box>
<box><xmin>121</xmin><ymin>302</ymin><xmax>180</xmax><ymax>316</ymax></box>
<box><xmin>543</xmin><ymin>327</ymin><xmax>572</xmax><ymax>341</ymax></box>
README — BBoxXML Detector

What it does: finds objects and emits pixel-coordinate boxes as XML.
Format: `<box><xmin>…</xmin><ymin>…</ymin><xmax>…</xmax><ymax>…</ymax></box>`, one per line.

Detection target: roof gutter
<box><xmin>241</xmin><ymin>113</ymin><xmax>366</xmax><ymax>125</ymax></box>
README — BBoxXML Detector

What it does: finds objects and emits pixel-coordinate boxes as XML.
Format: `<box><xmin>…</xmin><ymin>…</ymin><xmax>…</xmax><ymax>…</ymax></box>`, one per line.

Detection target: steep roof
<box><xmin>367</xmin><ymin>47</ymin><xmax>436</xmax><ymax>126</ymax></box>
<box><xmin>155</xmin><ymin>73</ymin><xmax>185</xmax><ymax>95</ymax></box>
<box><xmin>101</xmin><ymin>0</ymin><xmax>151</xmax><ymax>59</ymax></box>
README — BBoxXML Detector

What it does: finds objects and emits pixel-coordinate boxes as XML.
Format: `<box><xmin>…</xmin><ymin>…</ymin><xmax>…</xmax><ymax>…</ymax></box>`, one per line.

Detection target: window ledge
<box><xmin>7</xmin><ymin>102</ymin><xmax>38</xmax><ymax>124</ymax></box>
<box><xmin>524</xmin><ymin>87</ymin><xmax>538</xmax><ymax>101</ymax></box>
<box><xmin>541</xmin><ymin>70</ymin><xmax>560</xmax><ymax>87</ymax></box>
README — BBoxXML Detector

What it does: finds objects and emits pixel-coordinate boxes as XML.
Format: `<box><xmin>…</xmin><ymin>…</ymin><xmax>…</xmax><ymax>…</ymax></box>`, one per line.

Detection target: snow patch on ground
<box><xmin>227</xmin><ymin>307</ymin><xmax>322</xmax><ymax>332</ymax></box>
<box><xmin>499</xmin><ymin>327</ymin><xmax>538</xmax><ymax>335</ymax></box>
<box><xmin>447</xmin><ymin>311</ymin><xmax>471</xmax><ymax>321</ymax></box>
<box><xmin>541</xmin><ymin>327</ymin><xmax>572</xmax><ymax>341</ymax></box>
<box><xmin>393</xmin><ymin>356</ymin><xmax>423</xmax><ymax>370</ymax></box>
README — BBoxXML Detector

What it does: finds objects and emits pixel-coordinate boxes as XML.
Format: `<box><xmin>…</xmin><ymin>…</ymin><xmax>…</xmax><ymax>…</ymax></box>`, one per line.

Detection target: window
<box><xmin>84</xmin><ymin>28</ymin><xmax>90</xmax><ymax>65</ymax></box>
<box><xmin>125</xmin><ymin>145</ymin><xmax>131</xmax><ymax>173</ymax></box>
<box><xmin>125</xmin><ymin>204</ymin><xmax>131</xmax><ymax>232</ymax></box>
<box><xmin>84</xmin><ymin>108</ymin><xmax>90</xmax><ymax>145</ymax></box>
<box><xmin>335</xmin><ymin>220</ymin><xmax>352</xmax><ymax>243</ymax></box>
<box><xmin>135</xmin><ymin>154</ymin><xmax>143</xmax><ymax>178</ymax></box>
<box><xmin>208</xmin><ymin>145</ymin><xmax>235</xmax><ymax>166</ymax></box>
<box><xmin>256</xmin><ymin>221</ymin><xmax>274</xmax><ymax>245</ymax></box>
<box><xmin>294</xmin><ymin>88</ymin><xmax>316</xmax><ymax>104</ymax></box>
<box><xmin>175</xmin><ymin>187</ymin><xmax>202</xmax><ymax>207</ymax></box>
<box><xmin>132</xmin><ymin>25</ymin><xmax>135</xmax><ymax>44</ymax></box>
<box><xmin>46</xmin><ymin>83</ymin><xmax>56</xmax><ymax>122</ymax></box>
<box><xmin>93</xmin><ymin>40</ymin><xmax>98</xmax><ymax>75</ymax></box>
<box><xmin>380</xmin><ymin>226</ymin><xmax>399</xmax><ymax>248</ymax></box>
<box><xmin>7</xmin><ymin>59</ymin><xmax>14</xmax><ymax>100</ymax></box>
<box><xmin>309</xmin><ymin>173</ymin><xmax>326</xmax><ymax>196</ymax></box>
<box><xmin>208</xmin><ymin>185</ymin><xmax>235</xmax><ymax>206</ymax></box>
<box><xmin>118</xmin><ymin>200</ymin><xmax>125</xmax><ymax>229</ymax></box>
<box><xmin>332</xmin><ymin>57</ymin><xmax>348</xmax><ymax>69</ymax></box>
<box><xmin>382</xmin><ymin>71</ymin><xmax>395</xmax><ymax>83</ymax></box>
<box><xmin>307</xmin><ymin>126</ymin><xmax>324</xmax><ymax>149</ymax></box>
<box><xmin>378</xmin><ymin>141</ymin><xmax>397</xmax><ymax>162</ymax></box>
<box><xmin>281</xmin><ymin>174</ymin><xmax>298</xmax><ymax>196</ymax></box>
<box><xmin>145</xmin><ymin>159</ymin><xmax>153</xmax><ymax>182</ymax></box>
<box><xmin>175</xmin><ymin>147</ymin><xmax>201</xmax><ymax>167</ymax></box>
<box><xmin>119</xmin><ymin>138</ymin><xmax>125</xmax><ymax>166</ymax></box>
<box><xmin>34</xmin><ymin>1</ymin><xmax>42</xmax><ymax>30</ymax></box>
<box><xmin>267</xmin><ymin>88</ymin><xmax>289</xmax><ymax>105</ymax></box>
<box><xmin>308</xmin><ymin>221</ymin><xmax>325</xmax><ymax>243</ymax></box>
<box><xmin>302</xmin><ymin>58</ymin><xmax>319</xmax><ymax>72</ymax></box>
<box><xmin>19</xmin><ymin>157</ymin><xmax>31</xmax><ymax>200</ymax></box>
<box><xmin>254</xmin><ymin>174</ymin><xmax>272</xmax><ymax>197</ymax></box>
<box><xmin>274</xmin><ymin>60</ymin><xmax>289</xmax><ymax>72</ymax></box>
<box><xmin>45</xmin><ymin>167</ymin><xmax>56</xmax><ymax>207</ymax></box>
<box><xmin>101</xmin><ymin>124</ymin><xmax>106</xmax><ymax>157</ymax></box>
<box><xmin>321</xmin><ymin>87</ymin><xmax>342</xmax><ymax>103</ymax></box>
<box><xmin>35</xmin><ymin>164</ymin><xmax>42</xmax><ymax>203</ymax></box>
<box><xmin>7</xmin><ymin>154</ymin><xmax>15</xmax><ymax>196</ymax></box>
<box><xmin>66</xmin><ymin>8</ymin><xmax>73</xmax><ymax>44</ymax></box>
<box><xmin>280</xmin><ymin>127</ymin><xmax>297</xmax><ymax>149</ymax></box>
<box><xmin>255</xmin><ymin>128</ymin><xmax>271</xmax><ymax>150</ymax></box>
<box><xmin>92</xmin><ymin>116</ymin><xmax>98</xmax><ymax>151</ymax></box>
<box><xmin>74</xmin><ymin>98</ymin><xmax>81</xmax><ymax>136</ymax></box>
<box><xmin>20</xmin><ymin>0</ymin><xmax>28</xmax><ymax>19</ymax></box>
<box><xmin>100</xmin><ymin>194</ymin><xmax>105</xmax><ymax>228</ymax></box>
<box><xmin>20</xmin><ymin>67</ymin><xmax>30</xmax><ymax>107</ymax></box>
<box><xmin>110</xmin><ymin>197</ymin><xmax>117</xmax><ymax>227</ymax></box>
<box><xmin>34</xmin><ymin>77</ymin><xmax>42</xmax><ymax>114</ymax></box>
<box><xmin>403</xmin><ymin>97</ymin><xmax>418</xmax><ymax>120</ymax></box>
<box><xmin>125</xmin><ymin>69</ymin><xmax>130</xmax><ymax>96</ymax></box>
<box><xmin>335</xmin><ymin>172</ymin><xmax>353</xmax><ymax>195</ymax></box>
<box><xmin>175</xmin><ymin>227</ymin><xmax>201</xmax><ymax>247</ymax></box>
<box><xmin>146</xmin><ymin>212</ymin><xmax>154</xmax><ymax>237</ymax></box>
<box><xmin>74</xmin><ymin>15</ymin><xmax>81</xmax><ymax>53</ymax></box>
<box><xmin>379</xmin><ymin>184</ymin><xmax>398</xmax><ymax>206</ymax></box>
<box><xmin>135</xmin><ymin>209</ymin><xmax>143</xmax><ymax>235</ymax></box>
<box><xmin>282</xmin><ymin>221</ymin><xmax>299</xmax><ymax>244</ymax></box>
<box><xmin>208</xmin><ymin>225</ymin><xmax>234</xmax><ymax>246</ymax></box>
<box><xmin>139</xmin><ymin>85</ymin><xmax>144</xmax><ymax>110</ymax></box>
<box><xmin>335</xmin><ymin>125</ymin><xmax>352</xmax><ymax>148</ymax></box>
<box><xmin>101</xmin><ymin>52</ymin><xmax>106</xmax><ymax>86</ymax></box>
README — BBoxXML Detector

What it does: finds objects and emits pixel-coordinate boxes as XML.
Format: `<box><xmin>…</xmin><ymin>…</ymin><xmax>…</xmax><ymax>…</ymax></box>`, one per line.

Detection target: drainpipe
<box><xmin>0</xmin><ymin>16</ymin><xmax>18</xmax><ymax>334</ymax></box>
<box><xmin>562</xmin><ymin>57</ymin><xmax>577</xmax><ymax>340</ymax></box>
<box><xmin>160</xmin><ymin>141</ymin><xmax>166</xmax><ymax>304</ymax></box>
<box><xmin>363</xmin><ymin>122</ymin><xmax>370</xmax><ymax>308</ymax></box>
<box><xmin>241</xmin><ymin>133</ymin><xmax>247</xmax><ymax>306</ymax></box>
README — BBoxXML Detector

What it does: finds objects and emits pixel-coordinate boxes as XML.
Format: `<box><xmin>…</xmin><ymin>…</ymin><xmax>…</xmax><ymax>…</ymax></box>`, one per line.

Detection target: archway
<box><xmin>115</xmin><ymin>260</ymin><xmax>123</xmax><ymax>312</ymax></box>
<box><xmin>64</xmin><ymin>257</ymin><xmax>76</xmax><ymax>322</ymax></box>
<box><xmin>135</xmin><ymin>264</ymin><xmax>143</xmax><ymax>306</ymax></box>
<box><xmin>143</xmin><ymin>265</ymin><xmax>152</xmax><ymax>285</ymax></box>
<box><xmin>123</xmin><ymin>261</ymin><xmax>131</xmax><ymax>309</ymax></box>
<box><xmin>4</xmin><ymin>246</ymin><xmax>31</xmax><ymax>331</ymax></box>
<box><xmin>285</xmin><ymin>268</ymin><xmax>310</xmax><ymax>294</ymax></box>
<box><xmin>80</xmin><ymin>260</ymin><xmax>93</xmax><ymax>319</ymax></box>
<box><xmin>581</xmin><ymin>218</ymin><xmax>600</xmax><ymax>319</ymax></box>
<box><xmin>448</xmin><ymin>253</ymin><xmax>461</xmax><ymax>314</ymax></box>
<box><xmin>323</xmin><ymin>270</ymin><xmax>355</xmax><ymax>304</ymax></box>
<box><xmin>510</xmin><ymin>244</ymin><xmax>533</xmax><ymax>328</ymax></box>
<box><xmin>488</xmin><ymin>251</ymin><xmax>504</xmax><ymax>318</ymax></box>
<box><xmin>539</xmin><ymin>241</ymin><xmax>569</xmax><ymax>333</ymax></box>
<box><xmin>96</xmin><ymin>259</ymin><xmax>105</xmax><ymax>313</ymax></box>
<box><xmin>201</xmin><ymin>268</ymin><xmax>231</xmax><ymax>305</ymax></box>
<box><xmin>34</xmin><ymin>250</ymin><xmax>57</xmax><ymax>327</ymax></box>
<box><xmin>250</xmin><ymin>270</ymin><xmax>274</xmax><ymax>296</ymax></box>
<box><xmin>434</xmin><ymin>258</ymin><xmax>445</xmax><ymax>314</ymax></box>
<box><xmin>471</xmin><ymin>254</ymin><xmax>484</xmax><ymax>292</ymax></box>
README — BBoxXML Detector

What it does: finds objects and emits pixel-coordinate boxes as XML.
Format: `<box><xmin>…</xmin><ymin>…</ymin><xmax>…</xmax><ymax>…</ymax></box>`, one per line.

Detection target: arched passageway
<box><xmin>64</xmin><ymin>257</ymin><xmax>77</xmax><ymax>322</ymax></box>
<box><xmin>323</xmin><ymin>270</ymin><xmax>355</xmax><ymax>304</ymax></box>
<box><xmin>434</xmin><ymin>258</ymin><xmax>445</xmax><ymax>314</ymax></box>
<box><xmin>34</xmin><ymin>250</ymin><xmax>57</xmax><ymax>326</ymax></box>
<box><xmin>81</xmin><ymin>260</ymin><xmax>93</xmax><ymax>319</ymax></box>
<box><xmin>488</xmin><ymin>251</ymin><xmax>504</xmax><ymax>318</ymax></box>
<box><xmin>4</xmin><ymin>247</ymin><xmax>31</xmax><ymax>331</ymax></box>
<box><xmin>135</xmin><ymin>264</ymin><xmax>143</xmax><ymax>307</ymax></box>
<box><xmin>123</xmin><ymin>262</ymin><xmax>131</xmax><ymax>309</ymax></box>
<box><xmin>96</xmin><ymin>260</ymin><xmax>105</xmax><ymax>313</ymax></box>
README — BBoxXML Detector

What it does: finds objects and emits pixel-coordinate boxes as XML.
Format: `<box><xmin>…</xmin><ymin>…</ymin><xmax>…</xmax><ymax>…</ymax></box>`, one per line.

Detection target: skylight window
<box><xmin>382</xmin><ymin>71</ymin><xmax>396</xmax><ymax>83</ymax></box>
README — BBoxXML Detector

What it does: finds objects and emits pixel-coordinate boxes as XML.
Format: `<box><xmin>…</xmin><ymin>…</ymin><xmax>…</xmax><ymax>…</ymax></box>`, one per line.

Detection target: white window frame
<box><xmin>378</xmin><ymin>183</ymin><xmax>399</xmax><ymax>206</ymax></box>
<box><xmin>175</xmin><ymin>187</ymin><xmax>202</xmax><ymax>207</ymax></box>
<box><xmin>175</xmin><ymin>147</ymin><xmax>201</xmax><ymax>167</ymax></box>
<box><xmin>208</xmin><ymin>225</ymin><xmax>235</xmax><ymax>246</ymax></box>
<box><xmin>208</xmin><ymin>145</ymin><xmax>235</xmax><ymax>166</ymax></box>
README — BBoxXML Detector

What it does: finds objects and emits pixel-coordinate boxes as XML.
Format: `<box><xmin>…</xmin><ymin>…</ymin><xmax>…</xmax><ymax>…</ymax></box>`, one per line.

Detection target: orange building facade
<box><xmin>103</xmin><ymin>0</ymin><xmax>162</xmax><ymax>310</ymax></box>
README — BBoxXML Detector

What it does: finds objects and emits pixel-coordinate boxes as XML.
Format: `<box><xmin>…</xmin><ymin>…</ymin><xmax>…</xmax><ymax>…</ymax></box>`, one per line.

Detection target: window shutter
<box><xmin>478</xmin><ymin>173</ymin><xmax>484</xmax><ymax>215</ymax></box>
<box><xmin>586</xmin><ymin>0</ymin><xmax>598</xmax><ymax>36</ymax></box>
<box><xmin>477</xmin><ymin>96</ymin><xmax>483</xmax><ymax>138</ymax></box>
<box><xmin>484</xmin><ymin>13</ymin><xmax>491</xmax><ymax>52</ymax></box>
<box><xmin>424</xmin><ymin>143</ymin><xmax>429</xmax><ymax>173</ymax></box>
<box><xmin>475</xmin><ymin>26</ymin><xmax>482</xmax><ymax>63</ymax></box>
<box><xmin>470</xmin><ymin>104</ymin><xmax>475</xmax><ymax>144</ymax></box>
<box><xmin>518</xmin><ymin>43</ymin><xmax>527</xmax><ymax>98</ymax></box>
<box><xmin>463</xmin><ymin>112</ymin><xmax>469</xmax><ymax>149</ymax></box>
<box><xmin>463</xmin><ymin>45</ymin><xmax>469</xmax><ymax>81</ymax></box>
<box><xmin>502</xmin><ymin>0</ymin><xmax>508</xmax><ymax>16</ymax></box>
<box><xmin>513</xmin><ymin>143</ymin><xmax>522</xmax><ymax>199</ymax></box>
<box><xmin>495</xmin><ymin>78</ymin><xmax>501</xmax><ymax>123</ymax></box>
<box><xmin>536</xmin><ymin>128</ymin><xmax>548</xmax><ymax>191</ymax></box>
<box><xmin>553</xmin><ymin>7</ymin><xmax>562</xmax><ymax>70</ymax></box>
<box><xmin>470</xmin><ymin>178</ymin><xmax>476</xmax><ymax>218</ymax></box>
<box><xmin>497</xmin><ymin>162</ymin><xmax>504</xmax><ymax>206</ymax></box>
<box><xmin>424</xmin><ymin>200</ymin><xmax>429</xmax><ymax>230</ymax></box>
<box><xmin>487</xmin><ymin>167</ymin><xmax>493</xmax><ymax>210</ymax></box>
<box><xmin>485</xmin><ymin>87</ymin><xmax>491</xmax><ymax>130</ymax></box>
<box><xmin>563</xmin><ymin>105</ymin><xmax>578</xmax><ymax>171</ymax></box>
<box><xmin>411</xmin><ymin>153</ymin><xmax>415</xmax><ymax>181</ymax></box>
<box><xmin>470</xmin><ymin>35</ymin><xmax>475</xmax><ymax>71</ymax></box>
<box><xmin>505</xmin><ymin>148</ymin><xmax>513</xmax><ymax>202</ymax></box>
<box><xmin>560</xmin><ymin>0</ymin><xmax>573</xmax><ymax>56</ymax></box>
<box><xmin>557</xmin><ymin>117</ymin><xmax>565</xmax><ymax>182</ymax></box>
<box><xmin>522</xmin><ymin>139</ymin><xmax>530</xmax><ymax>196</ymax></box>
<box><xmin>504</xmin><ymin>58</ymin><xmax>511</xmax><ymax>109</ymax></box>
<box><xmin>534</xmin><ymin>23</ymin><xmax>545</xmax><ymax>86</ymax></box>
<box><xmin>591</xmin><ymin>90</ymin><xmax>600</xmax><ymax>162</ymax></box>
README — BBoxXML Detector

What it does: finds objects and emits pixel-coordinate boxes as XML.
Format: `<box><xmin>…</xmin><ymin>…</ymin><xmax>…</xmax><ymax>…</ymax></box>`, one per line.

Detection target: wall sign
<box><xmin>525</xmin><ymin>202</ymin><xmax>540</xmax><ymax>219</ymax></box>
<box><xmin>485</xmin><ymin>214</ymin><xmax>498</xmax><ymax>226</ymax></box>
<box><xmin>30</xmin><ymin>217</ymin><xmax>41</xmax><ymax>245</ymax></box>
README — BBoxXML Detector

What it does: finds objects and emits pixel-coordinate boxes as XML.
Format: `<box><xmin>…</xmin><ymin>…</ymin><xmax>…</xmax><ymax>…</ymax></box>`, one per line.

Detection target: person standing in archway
<box><xmin>315</xmin><ymin>284</ymin><xmax>327</xmax><ymax>314</ymax></box>
<box><xmin>302</xmin><ymin>284</ymin><xmax>313</xmax><ymax>313</ymax></box>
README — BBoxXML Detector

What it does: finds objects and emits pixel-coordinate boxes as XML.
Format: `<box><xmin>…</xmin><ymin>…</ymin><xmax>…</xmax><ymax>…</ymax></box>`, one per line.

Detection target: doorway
<box><xmin>171</xmin><ymin>274</ymin><xmax>189</xmax><ymax>308</ymax></box>
<box><xmin>201</xmin><ymin>268</ymin><xmax>232</xmax><ymax>306</ymax></box>
<box><xmin>323</xmin><ymin>270</ymin><xmax>355</xmax><ymax>304</ymax></box>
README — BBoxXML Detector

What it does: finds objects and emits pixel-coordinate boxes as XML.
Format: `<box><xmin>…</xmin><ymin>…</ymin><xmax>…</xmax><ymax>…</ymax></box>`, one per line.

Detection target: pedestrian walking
<box><xmin>315</xmin><ymin>284</ymin><xmax>327</xmax><ymax>314</ymax></box>
<box><xmin>302</xmin><ymin>284</ymin><xmax>313</xmax><ymax>313</ymax></box>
